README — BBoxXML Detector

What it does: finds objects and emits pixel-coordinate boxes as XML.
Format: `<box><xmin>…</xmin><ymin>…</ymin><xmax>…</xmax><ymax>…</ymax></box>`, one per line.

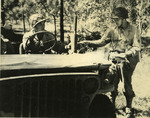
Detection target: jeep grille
<box><xmin>0</xmin><ymin>74</ymin><xmax>97</xmax><ymax>117</ymax></box>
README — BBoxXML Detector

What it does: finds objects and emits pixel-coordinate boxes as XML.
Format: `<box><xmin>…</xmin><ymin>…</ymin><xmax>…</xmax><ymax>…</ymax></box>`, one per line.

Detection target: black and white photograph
<box><xmin>0</xmin><ymin>0</ymin><xmax>150</xmax><ymax>118</ymax></box>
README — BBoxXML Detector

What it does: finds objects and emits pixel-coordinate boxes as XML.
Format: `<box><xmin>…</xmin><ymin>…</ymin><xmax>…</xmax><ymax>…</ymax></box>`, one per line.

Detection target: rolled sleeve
<box><xmin>126</xmin><ymin>28</ymin><xmax>141</xmax><ymax>56</ymax></box>
<box><xmin>22</xmin><ymin>31</ymin><xmax>34</xmax><ymax>50</ymax></box>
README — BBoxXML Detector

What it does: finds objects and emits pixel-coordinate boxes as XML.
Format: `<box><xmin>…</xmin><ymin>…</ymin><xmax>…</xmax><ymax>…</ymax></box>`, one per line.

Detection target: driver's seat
<box><xmin>19</xmin><ymin>43</ymin><xmax>25</xmax><ymax>54</ymax></box>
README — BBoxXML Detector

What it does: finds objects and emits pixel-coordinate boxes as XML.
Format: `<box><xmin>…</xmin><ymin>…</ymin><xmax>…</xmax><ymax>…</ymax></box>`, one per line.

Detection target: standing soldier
<box><xmin>79</xmin><ymin>7</ymin><xmax>140</xmax><ymax>117</ymax></box>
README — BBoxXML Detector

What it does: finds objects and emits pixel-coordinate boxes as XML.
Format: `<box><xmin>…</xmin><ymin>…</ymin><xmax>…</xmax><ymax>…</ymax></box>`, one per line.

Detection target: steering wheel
<box><xmin>26</xmin><ymin>31</ymin><xmax>56</xmax><ymax>53</ymax></box>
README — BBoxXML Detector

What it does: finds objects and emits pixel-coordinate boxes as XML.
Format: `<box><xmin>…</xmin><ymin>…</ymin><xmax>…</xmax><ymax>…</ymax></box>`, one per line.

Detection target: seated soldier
<box><xmin>1</xmin><ymin>21</ymin><xmax>13</xmax><ymax>41</ymax></box>
<box><xmin>1</xmin><ymin>21</ymin><xmax>23</xmax><ymax>42</ymax></box>
<box><xmin>0</xmin><ymin>34</ymin><xmax>14</xmax><ymax>54</ymax></box>
<box><xmin>22</xmin><ymin>14</ymin><xmax>56</xmax><ymax>54</ymax></box>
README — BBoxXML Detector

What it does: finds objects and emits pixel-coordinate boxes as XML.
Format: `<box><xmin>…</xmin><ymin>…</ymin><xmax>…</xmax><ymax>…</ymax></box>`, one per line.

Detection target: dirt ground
<box><xmin>115</xmin><ymin>54</ymin><xmax>150</xmax><ymax>118</ymax></box>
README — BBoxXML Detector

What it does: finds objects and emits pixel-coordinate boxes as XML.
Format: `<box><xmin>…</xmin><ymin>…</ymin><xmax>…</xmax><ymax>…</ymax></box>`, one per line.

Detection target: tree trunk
<box><xmin>60</xmin><ymin>0</ymin><xmax>64</xmax><ymax>43</ymax></box>
<box><xmin>1</xmin><ymin>0</ymin><xmax>5</xmax><ymax>25</ymax></box>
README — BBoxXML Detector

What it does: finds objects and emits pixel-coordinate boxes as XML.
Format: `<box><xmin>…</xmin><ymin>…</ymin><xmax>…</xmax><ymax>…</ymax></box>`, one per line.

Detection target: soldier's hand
<box><xmin>78</xmin><ymin>40</ymin><xmax>88</xmax><ymax>45</ymax></box>
<box><xmin>109</xmin><ymin>52</ymin><xmax>126</xmax><ymax>60</ymax></box>
<box><xmin>117</xmin><ymin>53</ymin><xmax>126</xmax><ymax>58</ymax></box>
<box><xmin>33</xmin><ymin>38</ymin><xmax>40</xmax><ymax>47</ymax></box>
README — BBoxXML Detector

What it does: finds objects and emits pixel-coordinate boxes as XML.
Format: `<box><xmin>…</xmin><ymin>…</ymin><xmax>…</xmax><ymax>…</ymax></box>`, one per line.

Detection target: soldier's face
<box><xmin>111</xmin><ymin>13</ymin><xmax>123</xmax><ymax>27</ymax></box>
<box><xmin>35</xmin><ymin>21</ymin><xmax>45</xmax><ymax>31</ymax></box>
<box><xmin>112</xmin><ymin>17</ymin><xmax>122</xmax><ymax>27</ymax></box>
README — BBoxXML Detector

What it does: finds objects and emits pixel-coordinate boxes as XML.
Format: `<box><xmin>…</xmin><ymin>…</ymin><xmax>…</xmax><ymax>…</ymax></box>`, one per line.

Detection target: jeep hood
<box><xmin>0</xmin><ymin>53</ymin><xmax>111</xmax><ymax>71</ymax></box>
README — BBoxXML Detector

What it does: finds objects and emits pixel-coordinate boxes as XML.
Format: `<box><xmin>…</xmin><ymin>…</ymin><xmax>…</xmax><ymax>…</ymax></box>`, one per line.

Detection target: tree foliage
<box><xmin>2</xmin><ymin>0</ymin><xmax>150</xmax><ymax>35</ymax></box>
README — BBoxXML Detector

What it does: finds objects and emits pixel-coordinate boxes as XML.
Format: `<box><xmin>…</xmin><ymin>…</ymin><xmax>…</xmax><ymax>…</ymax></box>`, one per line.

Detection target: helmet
<box><xmin>30</xmin><ymin>14</ymin><xmax>46</xmax><ymax>28</ymax></box>
<box><xmin>111</xmin><ymin>7</ymin><xmax>128</xmax><ymax>19</ymax></box>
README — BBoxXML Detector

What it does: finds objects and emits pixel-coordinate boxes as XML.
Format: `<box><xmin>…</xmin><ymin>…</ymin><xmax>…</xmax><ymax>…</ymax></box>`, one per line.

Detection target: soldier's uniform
<box><xmin>23</xmin><ymin>30</ymin><xmax>55</xmax><ymax>54</ymax></box>
<box><xmin>101</xmin><ymin>23</ymin><xmax>140</xmax><ymax>108</ymax></box>
<box><xmin>79</xmin><ymin>7</ymin><xmax>141</xmax><ymax>117</ymax></box>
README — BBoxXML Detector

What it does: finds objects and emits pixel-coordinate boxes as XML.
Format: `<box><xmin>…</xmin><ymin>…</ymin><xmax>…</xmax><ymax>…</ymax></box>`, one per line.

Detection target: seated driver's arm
<box><xmin>22</xmin><ymin>32</ymin><xmax>33</xmax><ymax>50</ymax></box>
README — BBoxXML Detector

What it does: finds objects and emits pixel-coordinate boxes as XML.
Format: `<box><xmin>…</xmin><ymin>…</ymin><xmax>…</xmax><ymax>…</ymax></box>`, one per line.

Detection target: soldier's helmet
<box><xmin>30</xmin><ymin>14</ymin><xmax>46</xmax><ymax>28</ymax></box>
<box><xmin>111</xmin><ymin>7</ymin><xmax>128</xmax><ymax>19</ymax></box>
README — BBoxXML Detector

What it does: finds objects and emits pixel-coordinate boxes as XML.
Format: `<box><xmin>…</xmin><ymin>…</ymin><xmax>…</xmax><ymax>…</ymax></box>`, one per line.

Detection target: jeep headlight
<box><xmin>83</xmin><ymin>78</ymin><xmax>99</xmax><ymax>94</ymax></box>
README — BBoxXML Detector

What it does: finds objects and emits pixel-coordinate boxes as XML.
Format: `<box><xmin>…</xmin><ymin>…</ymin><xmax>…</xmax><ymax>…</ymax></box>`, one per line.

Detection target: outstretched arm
<box><xmin>79</xmin><ymin>29</ymin><xmax>111</xmax><ymax>47</ymax></box>
<box><xmin>79</xmin><ymin>38</ymin><xmax>110</xmax><ymax>47</ymax></box>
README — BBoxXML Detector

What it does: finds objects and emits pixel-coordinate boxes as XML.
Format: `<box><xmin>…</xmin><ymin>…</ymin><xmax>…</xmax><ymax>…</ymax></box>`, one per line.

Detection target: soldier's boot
<box><xmin>125</xmin><ymin>97</ymin><xmax>134</xmax><ymax>118</ymax></box>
